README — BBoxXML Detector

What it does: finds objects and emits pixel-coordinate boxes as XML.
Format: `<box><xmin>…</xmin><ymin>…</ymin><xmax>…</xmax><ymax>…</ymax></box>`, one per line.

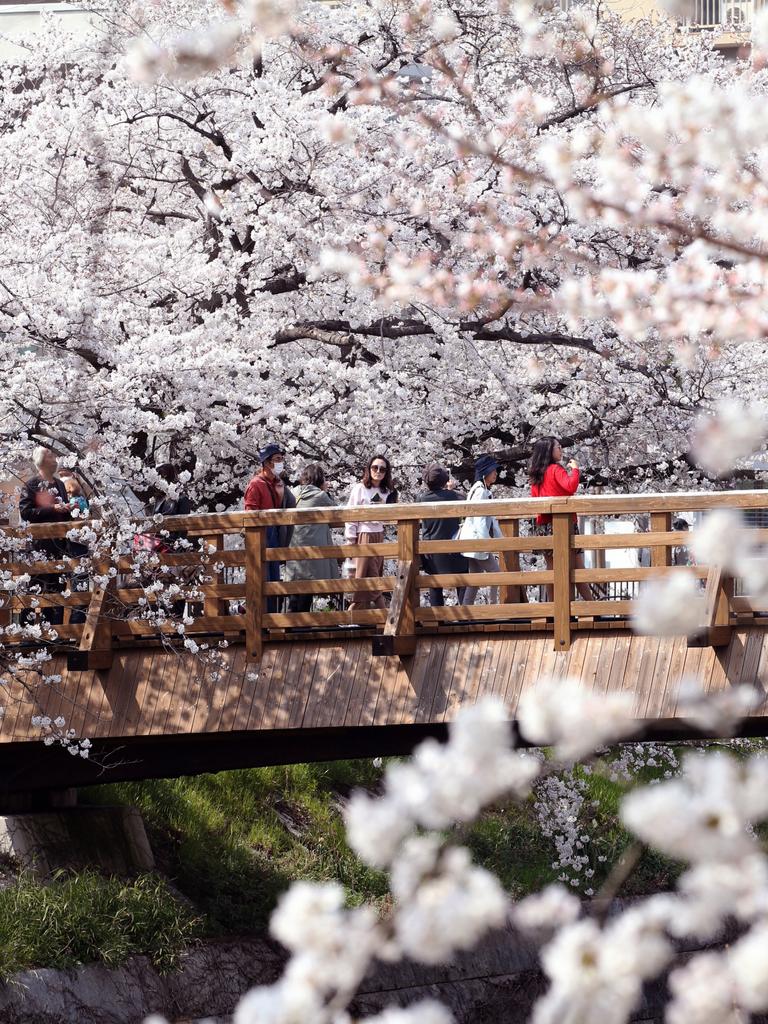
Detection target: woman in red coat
<box><xmin>529</xmin><ymin>437</ymin><xmax>592</xmax><ymax>602</ymax></box>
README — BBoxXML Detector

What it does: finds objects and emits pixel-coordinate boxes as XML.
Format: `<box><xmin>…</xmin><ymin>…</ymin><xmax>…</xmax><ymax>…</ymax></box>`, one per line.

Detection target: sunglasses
<box><xmin>370</xmin><ymin>464</ymin><xmax>387</xmax><ymax>472</ymax></box>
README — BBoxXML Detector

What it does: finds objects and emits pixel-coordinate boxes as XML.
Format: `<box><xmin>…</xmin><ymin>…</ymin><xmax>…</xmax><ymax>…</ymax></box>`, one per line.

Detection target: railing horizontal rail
<box><xmin>13</xmin><ymin>487</ymin><xmax>768</xmax><ymax>541</ymax></box>
<box><xmin>5</xmin><ymin>593</ymin><xmax>91</xmax><ymax>608</ymax></box>
<box><xmin>572</xmin><ymin>566</ymin><xmax>708</xmax><ymax>583</ymax></box>
<box><xmin>266</xmin><ymin>542</ymin><xmax>398</xmax><ymax>561</ymax></box>
<box><xmin>573</xmin><ymin>532</ymin><xmax>685</xmax><ymax>550</ymax></box>
<box><xmin>571</xmin><ymin>600</ymin><xmax>633</xmax><ymax>616</ymax></box>
<box><xmin>418</xmin><ymin>603</ymin><xmax>551</xmax><ymax>621</ymax></box>
<box><xmin>417</xmin><ymin>571</ymin><xmax>550</xmax><ymax>587</ymax></box>
<box><xmin>264</xmin><ymin>577</ymin><xmax>395</xmax><ymax>594</ymax></box>
<box><xmin>263</xmin><ymin>610</ymin><xmax>388</xmax><ymax>627</ymax></box>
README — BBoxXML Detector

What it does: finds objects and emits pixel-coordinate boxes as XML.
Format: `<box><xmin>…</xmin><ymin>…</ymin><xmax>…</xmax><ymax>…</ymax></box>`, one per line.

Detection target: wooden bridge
<box><xmin>2</xmin><ymin>490</ymin><xmax>768</xmax><ymax>799</ymax></box>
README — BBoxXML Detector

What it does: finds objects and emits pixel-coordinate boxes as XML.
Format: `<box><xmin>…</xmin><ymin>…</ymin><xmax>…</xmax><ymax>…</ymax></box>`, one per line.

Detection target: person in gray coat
<box><xmin>284</xmin><ymin>463</ymin><xmax>340</xmax><ymax>612</ymax></box>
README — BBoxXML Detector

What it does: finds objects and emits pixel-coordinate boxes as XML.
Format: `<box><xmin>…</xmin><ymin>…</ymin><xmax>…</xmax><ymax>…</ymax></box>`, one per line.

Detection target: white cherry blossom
<box><xmin>518</xmin><ymin>676</ymin><xmax>636</xmax><ymax>759</ymax></box>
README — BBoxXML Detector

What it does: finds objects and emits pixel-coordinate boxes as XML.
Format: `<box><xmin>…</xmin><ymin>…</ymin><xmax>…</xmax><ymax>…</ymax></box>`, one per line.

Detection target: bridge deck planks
<box><xmin>7</xmin><ymin>626</ymin><xmax>768</xmax><ymax>749</ymax></box>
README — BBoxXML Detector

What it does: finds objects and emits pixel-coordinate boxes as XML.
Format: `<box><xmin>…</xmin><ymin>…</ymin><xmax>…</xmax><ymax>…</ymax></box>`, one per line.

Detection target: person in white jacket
<box><xmin>459</xmin><ymin>454</ymin><xmax>502</xmax><ymax>605</ymax></box>
<box><xmin>345</xmin><ymin>455</ymin><xmax>397</xmax><ymax>610</ymax></box>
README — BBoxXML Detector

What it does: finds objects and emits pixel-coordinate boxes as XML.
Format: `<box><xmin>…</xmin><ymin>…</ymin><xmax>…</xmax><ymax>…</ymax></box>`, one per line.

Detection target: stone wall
<box><xmin>0</xmin><ymin>917</ymin><xmax>728</xmax><ymax>1024</ymax></box>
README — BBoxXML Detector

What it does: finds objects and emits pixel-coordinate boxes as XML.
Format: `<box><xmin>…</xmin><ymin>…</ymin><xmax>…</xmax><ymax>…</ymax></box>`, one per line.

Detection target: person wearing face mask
<box><xmin>244</xmin><ymin>443</ymin><xmax>295</xmax><ymax>612</ymax></box>
<box><xmin>345</xmin><ymin>454</ymin><xmax>397</xmax><ymax>611</ymax></box>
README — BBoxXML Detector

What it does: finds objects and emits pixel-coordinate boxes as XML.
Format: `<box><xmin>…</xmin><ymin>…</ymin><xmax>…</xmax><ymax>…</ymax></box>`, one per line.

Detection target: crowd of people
<box><xmin>17</xmin><ymin>436</ymin><xmax>596</xmax><ymax>621</ymax></box>
<box><xmin>243</xmin><ymin>437</ymin><xmax>588</xmax><ymax>612</ymax></box>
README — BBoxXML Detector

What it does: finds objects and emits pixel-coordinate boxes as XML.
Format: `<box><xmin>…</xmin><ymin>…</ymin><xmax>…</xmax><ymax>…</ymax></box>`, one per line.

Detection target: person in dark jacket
<box><xmin>19</xmin><ymin>446</ymin><xmax>71</xmax><ymax>625</ymax></box>
<box><xmin>149</xmin><ymin>464</ymin><xmax>193</xmax><ymax>617</ymax></box>
<box><xmin>150</xmin><ymin>464</ymin><xmax>192</xmax><ymax>527</ymax></box>
<box><xmin>417</xmin><ymin>463</ymin><xmax>469</xmax><ymax>607</ymax></box>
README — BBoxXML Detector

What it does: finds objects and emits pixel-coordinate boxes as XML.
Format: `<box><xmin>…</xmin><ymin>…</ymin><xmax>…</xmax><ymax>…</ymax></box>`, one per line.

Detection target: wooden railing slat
<box><xmin>417</xmin><ymin>603</ymin><xmax>551</xmax><ymax>622</ymax></box>
<box><xmin>265</xmin><ymin>577</ymin><xmax>395</xmax><ymax>595</ymax></box>
<box><xmin>571</xmin><ymin>600</ymin><xmax>633</xmax><ymax>615</ymax></box>
<box><xmin>573</xmin><ymin>566</ymin><xmax>707</xmax><ymax>582</ymax></box>
<box><xmin>418</xmin><ymin>571</ymin><xmax>552</xmax><ymax>587</ymax></box>
<box><xmin>267</xmin><ymin>542</ymin><xmax>397</xmax><ymax>561</ymax></box>
<box><xmin>573</xmin><ymin>532</ymin><xmax>684</xmax><ymax>550</ymax></box>
<box><xmin>552</xmin><ymin>513</ymin><xmax>572</xmax><ymax>651</ymax></box>
<box><xmin>245</xmin><ymin>527</ymin><xmax>265</xmax><ymax>660</ymax></box>
<box><xmin>263</xmin><ymin>610</ymin><xmax>387</xmax><ymax>628</ymax></box>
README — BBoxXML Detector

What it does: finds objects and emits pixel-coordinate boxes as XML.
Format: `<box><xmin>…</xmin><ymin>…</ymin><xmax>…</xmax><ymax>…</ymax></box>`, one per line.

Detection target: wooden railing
<box><xmin>3</xmin><ymin>489</ymin><xmax>768</xmax><ymax>664</ymax></box>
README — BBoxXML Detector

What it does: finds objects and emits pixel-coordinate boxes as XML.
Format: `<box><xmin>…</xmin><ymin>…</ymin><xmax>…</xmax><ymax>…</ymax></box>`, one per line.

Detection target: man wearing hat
<box><xmin>456</xmin><ymin>454</ymin><xmax>503</xmax><ymax>605</ymax></box>
<box><xmin>244</xmin><ymin>444</ymin><xmax>296</xmax><ymax>611</ymax></box>
<box><xmin>417</xmin><ymin>463</ymin><xmax>469</xmax><ymax>607</ymax></box>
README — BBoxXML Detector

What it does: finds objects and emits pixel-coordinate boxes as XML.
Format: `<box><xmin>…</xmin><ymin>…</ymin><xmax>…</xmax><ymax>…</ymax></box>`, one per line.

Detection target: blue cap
<box><xmin>259</xmin><ymin>443</ymin><xmax>283</xmax><ymax>464</ymax></box>
<box><xmin>474</xmin><ymin>454</ymin><xmax>499</xmax><ymax>481</ymax></box>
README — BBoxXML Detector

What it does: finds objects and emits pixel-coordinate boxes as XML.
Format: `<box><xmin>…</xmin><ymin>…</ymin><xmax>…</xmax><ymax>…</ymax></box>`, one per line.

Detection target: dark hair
<box><xmin>362</xmin><ymin>454</ymin><xmax>395</xmax><ymax>494</ymax></box>
<box><xmin>528</xmin><ymin>437</ymin><xmax>559</xmax><ymax>487</ymax></box>
<box><xmin>423</xmin><ymin>462</ymin><xmax>449</xmax><ymax>491</ymax></box>
<box><xmin>156</xmin><ymin>463</ymin><xmax>179</xmax><ymax>484</ymax></box>
<box><xmin>300</xmin><ymin>462</ymin><xmax>325</xmax><ymax>488</ymax></box>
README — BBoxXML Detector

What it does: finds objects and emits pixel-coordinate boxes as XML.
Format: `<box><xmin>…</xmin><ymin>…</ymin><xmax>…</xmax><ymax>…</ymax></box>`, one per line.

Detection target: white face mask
<box><xmin>272</xmin><ymin>461</ymin><xmax>285</xmax><ymax>475</ymax></box>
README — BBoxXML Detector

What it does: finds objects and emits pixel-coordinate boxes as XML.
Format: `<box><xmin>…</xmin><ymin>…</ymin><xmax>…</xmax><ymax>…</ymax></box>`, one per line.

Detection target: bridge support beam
<box><xmin>689</xmin><ymin>566</ymin><xmax>733</xmax><ymax>649</ymax></box>
<box><xmin>67</xmin><ymin>577</ymin><xmax>115</xmax><ymax>671</ymax></box>
<box><xmin>374</xmin><ymin>521</ymin><xmax>419</xmax><ymax>658</ymax></box>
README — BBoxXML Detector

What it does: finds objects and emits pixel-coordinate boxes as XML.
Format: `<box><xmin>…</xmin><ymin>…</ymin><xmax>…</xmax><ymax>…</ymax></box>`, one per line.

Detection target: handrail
<box><xmin>4</xmin><ymin>487</ymin><xmax>768</xmax><ymax>661</ymax></box>
<box><xmin>11</xmin><ymin>487</ymin><xmax>768</xmax><ymax>539</ymax></box>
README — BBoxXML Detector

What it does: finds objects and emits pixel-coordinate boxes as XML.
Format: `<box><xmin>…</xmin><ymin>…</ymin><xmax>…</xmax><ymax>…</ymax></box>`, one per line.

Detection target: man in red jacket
<box><xmin>244</xmin><ymin>444</ymin><xmax>285</xmax><ymax>512</ymax></box>
<box><xmin>245</xmin><ymin>444</ymin><xmax>292</xmax><ymax>612</ymax></box>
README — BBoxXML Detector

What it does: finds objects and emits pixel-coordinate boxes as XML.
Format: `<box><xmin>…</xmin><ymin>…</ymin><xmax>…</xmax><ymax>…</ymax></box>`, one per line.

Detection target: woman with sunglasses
<box><xmin>345</xmin><ymin>455</ymin><xmax>397</xmax><ymax>610</ymax></box>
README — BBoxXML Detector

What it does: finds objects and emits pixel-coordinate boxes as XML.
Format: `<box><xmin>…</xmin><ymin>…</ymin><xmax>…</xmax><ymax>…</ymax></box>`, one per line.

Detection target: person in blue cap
<box><xmin>244</xmin><ymin>443</ymin><xmax>295</xmax><ymax>612</ymax></box>
<box><xmin>457</xmin><ymin>454</ymin><xmax>502</xmax><ymax>605</ymax></box>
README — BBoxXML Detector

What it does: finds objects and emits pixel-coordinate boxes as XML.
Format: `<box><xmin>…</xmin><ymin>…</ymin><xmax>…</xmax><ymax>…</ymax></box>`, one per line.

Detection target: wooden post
<box><xmin>67</xmin><ymin>576</ymin><xmax>115</xmax><ymax>671</ymax></box>
<box><xmin>690</xmin><ymin>566</ymin><xmax>733</xmax><ymax>648</ymax></box>
<box><xmin>650</xmin><ymin>511</ymin><xmax>672</xmax><ymax>568</ymax></box>
<box><xmin>374</xmin><ymin>519</ymin><xmax>418</xmax><ymax>657</ymax></box>
<box><xmin>245</xmin><ymin>526</ymin><xmax>266</xmax><ymax>661</ymax></box>
<box><xmin>499</xmin><ymin>519</ymin><xmax>526</xmax><ymax>605</ymax></box>
<box><xmin>552</xmin><ymin>512</ymin><xmax>573</xmax><ymax>652</ymax></box>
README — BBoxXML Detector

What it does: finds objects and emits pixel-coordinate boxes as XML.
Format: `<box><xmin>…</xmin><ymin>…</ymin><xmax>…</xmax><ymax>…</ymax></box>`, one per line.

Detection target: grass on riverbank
<box><xmin>83</xmin><ymin>757</ymin><xmax>679</xmax><ymax>936</ymax></box>
<box><xmin>0</xmin><ymin>869</ymin><xmax>200</xmax><ymax>978</ymax></box>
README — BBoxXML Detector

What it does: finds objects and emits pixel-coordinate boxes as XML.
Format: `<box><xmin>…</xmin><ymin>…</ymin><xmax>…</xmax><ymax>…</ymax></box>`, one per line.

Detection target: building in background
<box><xmin>0</xmin><ymin>1</ymin><xmax>91</xmax><ymax>60</ymax></box>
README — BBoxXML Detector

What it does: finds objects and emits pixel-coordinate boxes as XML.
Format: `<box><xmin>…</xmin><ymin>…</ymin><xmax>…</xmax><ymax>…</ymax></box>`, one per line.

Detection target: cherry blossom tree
<box><xmin>2</xmin><ymin>3</ymin><xmax>768</xmax><ymax>1022</ymax></box>
<box><xmin>0</xmin><ymin>0</ymin><xmax>739</xmax><ymax>508</ymax></box>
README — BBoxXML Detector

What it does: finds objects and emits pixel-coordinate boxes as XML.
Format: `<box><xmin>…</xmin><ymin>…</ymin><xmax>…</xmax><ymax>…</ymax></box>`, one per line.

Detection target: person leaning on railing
<box><xmin>417</xmin><ymin>462</ymin><xmax>469</xmax><ymax>607</ymax></box>
<box><xmin>284</xmin><ymin>463</ymin><xmax>340</xmax><ymax>613</ymax></box>
<box><xmin>529</xmin><ymin>436</ymin><xmax>593</xmax><ymax>603</ymax></box>
<box><xmin>344</xmin><ymin>455</ymin><xmax>397</xmax><ymax>612</ymax></box>
<box><xmin>18</xmin><ymin>446</ymin><xmax>73</xmax><ymax>627</ymax></box>
<box><xmin>457</xmin><ymin>454</ymin><xmax>503</xmax><ymax>606</ymax></box>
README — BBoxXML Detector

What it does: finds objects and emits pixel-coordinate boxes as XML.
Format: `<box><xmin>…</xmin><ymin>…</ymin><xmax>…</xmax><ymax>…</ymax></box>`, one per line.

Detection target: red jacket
<box><xmin>531</xmin><ymin>464</ymin><xmax>580</xmax><ymax>525</ymax></box>
<box><xmin>244</xmin><ymin>473</ymin><xmax>281</xmax><ymax>511</ymax></box>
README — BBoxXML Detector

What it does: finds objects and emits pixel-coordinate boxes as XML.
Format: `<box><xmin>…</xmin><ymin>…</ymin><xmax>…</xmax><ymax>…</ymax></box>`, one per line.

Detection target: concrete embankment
<box><xmin>0</xmin><ymin>914</ymin><xmax>718</xmax><ymax>1024</ymax></box>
